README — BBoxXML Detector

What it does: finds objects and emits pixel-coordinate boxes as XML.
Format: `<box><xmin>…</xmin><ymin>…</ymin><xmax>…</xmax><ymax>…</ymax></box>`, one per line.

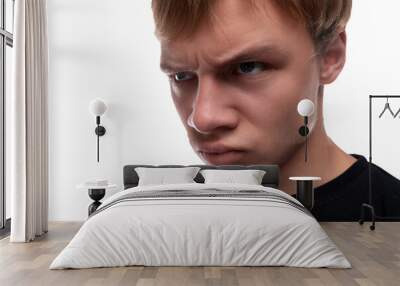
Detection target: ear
<box><xmin>319</xmin><ymin>30</ymin><xmax>347</xmax><ymax>84</ymax></box>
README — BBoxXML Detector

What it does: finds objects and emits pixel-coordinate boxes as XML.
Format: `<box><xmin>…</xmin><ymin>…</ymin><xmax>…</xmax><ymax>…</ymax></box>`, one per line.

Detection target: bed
<box><xmin>49</xmin><ymin>164</ymin><xmax>350</xmax><ymax>269</ymax></box>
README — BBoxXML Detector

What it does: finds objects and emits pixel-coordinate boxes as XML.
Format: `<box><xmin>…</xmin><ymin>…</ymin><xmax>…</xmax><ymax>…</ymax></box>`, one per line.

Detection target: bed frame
<box><xmin>123</xmin><ymin>164</ymin><xmax>280</xmax><ymax>189</ymax></box>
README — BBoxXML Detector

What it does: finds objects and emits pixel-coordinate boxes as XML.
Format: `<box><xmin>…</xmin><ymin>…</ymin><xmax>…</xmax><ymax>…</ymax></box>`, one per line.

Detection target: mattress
<box><xmin>50</xmin><ymin>183</ymin><xmax>351</xmax><ymax>269</ymax></box>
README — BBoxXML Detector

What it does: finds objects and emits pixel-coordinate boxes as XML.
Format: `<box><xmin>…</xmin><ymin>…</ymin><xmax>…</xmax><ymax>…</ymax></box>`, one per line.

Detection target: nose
<box><xmin>187</xmin><ymin>75</ymin><xmax>239</xmax><ymax>134</ymax></box>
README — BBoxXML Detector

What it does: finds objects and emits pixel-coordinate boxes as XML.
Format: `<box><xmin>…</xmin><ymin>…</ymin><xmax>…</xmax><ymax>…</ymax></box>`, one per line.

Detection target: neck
<box><xmin>279</xmin><ymin>91</ymin><xmax>357</xmax><ymax>195</ymax></box>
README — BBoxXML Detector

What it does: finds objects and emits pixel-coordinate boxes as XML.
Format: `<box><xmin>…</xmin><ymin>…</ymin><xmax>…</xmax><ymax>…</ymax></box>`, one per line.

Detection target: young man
<box><xmin>151</xmin><ymin>0</ymin><xmax>400</xmax><ymax>221</ymax></box>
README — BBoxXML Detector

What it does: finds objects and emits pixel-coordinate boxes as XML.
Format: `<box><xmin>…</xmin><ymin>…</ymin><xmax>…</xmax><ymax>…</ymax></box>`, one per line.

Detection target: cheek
<box><xmin>262</xmin><ymin>64</ymin><xmax>320</xmax><ymax>127</ymax></box>
<box><xmin>234</xmin><ymin>65</ymin><xmax>319</xmax><ymax>148</ymax></box>
<box><xmin>170</xmin><ymin>83</ymin><xmax>195</xmax><ymax>124</ymax></box>
<box><xmin>237</xmin><ymin>79</ymin><xmax>301</xmax><ymax>136</ymax></box>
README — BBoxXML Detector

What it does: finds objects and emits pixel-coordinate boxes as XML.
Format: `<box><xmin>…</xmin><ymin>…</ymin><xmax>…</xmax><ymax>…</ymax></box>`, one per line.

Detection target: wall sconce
<box><xmin>291</xmin><ymin>99</ymin><xmax>319</xmax><ymax>212</ymax></box>
<box><xmin>89</xmin><ymin>98</ymin><xmax>107</xmax><ymax>162</ymax></box>
<box><xmin>297</xmin><ymin>99</ymin><xmax>314</xmax><ymax>162</ymax></box>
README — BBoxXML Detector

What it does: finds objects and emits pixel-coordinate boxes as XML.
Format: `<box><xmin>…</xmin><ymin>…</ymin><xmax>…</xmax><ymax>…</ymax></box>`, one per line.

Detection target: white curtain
<box><xmin>9</xmin><ymin>0</ymin><xmax>48</xmax><ymax>242</ymax></box>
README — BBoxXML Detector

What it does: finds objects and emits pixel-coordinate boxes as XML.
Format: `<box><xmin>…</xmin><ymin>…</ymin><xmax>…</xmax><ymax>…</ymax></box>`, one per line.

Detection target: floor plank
<box><xmin>0</xmin><ymin>221</ymin><xmax>399</xmax><ymax>286</ymax></box>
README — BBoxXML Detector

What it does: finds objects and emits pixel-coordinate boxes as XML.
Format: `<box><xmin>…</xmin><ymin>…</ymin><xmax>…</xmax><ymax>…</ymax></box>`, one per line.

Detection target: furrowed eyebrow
<box><xmin>160</xmin><ymin>62</ymin><xmax>193</xmax><ymax>73</ymax></box>
<box><xmin>160</xmin><ymin>44</ymin><xmax>288</xmax><ymax>73</ymax></box>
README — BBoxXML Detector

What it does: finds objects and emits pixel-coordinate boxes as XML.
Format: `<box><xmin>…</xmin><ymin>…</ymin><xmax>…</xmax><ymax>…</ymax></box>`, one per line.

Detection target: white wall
<box><xmin>48</xmin><ymin>0</ymin><xmax>400</xmax><ymax>221</ymax></box>
<box><xmin>324</xmin><ymin>0</ymin><xmax>400</xmax><ymax>177</ymax></box>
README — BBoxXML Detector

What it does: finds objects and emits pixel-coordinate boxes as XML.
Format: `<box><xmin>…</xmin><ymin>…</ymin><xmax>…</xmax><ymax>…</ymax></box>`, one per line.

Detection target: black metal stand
<box><xmin>88</xmin><ymin>188</ymin><xmax>105</xmax><ymax>216</ymax></box>
<box><xmin>296</xmin><ymin>180</ymin><xmax>314</xmax><ymax>211</ymax></box>
<box><xmin>359</xmin><ymin>95</ymin><xmax>400</xmax><ymax>230</ymax></box>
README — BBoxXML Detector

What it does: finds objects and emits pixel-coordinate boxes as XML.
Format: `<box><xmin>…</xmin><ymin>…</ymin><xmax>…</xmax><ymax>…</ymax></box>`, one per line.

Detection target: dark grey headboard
<box><xmin>123</xmin><ymin>164</ymin><xmax>279</xmax><ymax>189</ymax></box>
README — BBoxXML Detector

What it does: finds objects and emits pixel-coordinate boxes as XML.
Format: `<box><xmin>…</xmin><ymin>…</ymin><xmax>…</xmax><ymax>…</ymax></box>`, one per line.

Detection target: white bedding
<box><xmin>50</xmin><ymin>183</ymin><xmax>351</xmax><ymax>269</ymax></box>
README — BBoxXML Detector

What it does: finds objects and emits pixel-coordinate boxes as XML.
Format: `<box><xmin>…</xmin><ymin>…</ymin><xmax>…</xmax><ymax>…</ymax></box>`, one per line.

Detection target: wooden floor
<box><xmin>0</xmin><ymin>222</ymin><xmax>399</xmax><ymax>286</ymax></box>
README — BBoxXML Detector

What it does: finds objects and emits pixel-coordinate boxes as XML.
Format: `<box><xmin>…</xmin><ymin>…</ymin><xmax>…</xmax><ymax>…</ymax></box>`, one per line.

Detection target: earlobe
<box><xmin>319</xmin><ymin>31</ymin><xmax>347</xmax><ymax>84</ymax></box>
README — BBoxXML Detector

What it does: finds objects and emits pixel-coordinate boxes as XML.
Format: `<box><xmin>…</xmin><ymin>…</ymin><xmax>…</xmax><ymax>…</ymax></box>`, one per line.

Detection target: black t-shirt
<box><xmin>298</xmin><ymin>153</ymin><xmax>400</xmax><ymax>221</ymax></box>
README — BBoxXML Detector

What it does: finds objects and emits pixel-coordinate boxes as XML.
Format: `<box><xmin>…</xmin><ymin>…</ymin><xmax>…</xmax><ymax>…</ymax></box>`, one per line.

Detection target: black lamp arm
<box><xmin>297</xmin><ymin>116</ymin><xmax>309</xmax><ymax>162</ymax></box>
<box><xmin>94</xmin><ymin>116</ymin><xmax>106</xmax><ymax>162</ymax></box>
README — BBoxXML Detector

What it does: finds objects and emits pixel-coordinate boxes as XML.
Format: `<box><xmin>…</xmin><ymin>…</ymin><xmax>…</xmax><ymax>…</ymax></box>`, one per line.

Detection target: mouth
<box><xmin>198</xmin><ymin>149</ymin><xmax>246</xmax><ymax>165</ymax></box>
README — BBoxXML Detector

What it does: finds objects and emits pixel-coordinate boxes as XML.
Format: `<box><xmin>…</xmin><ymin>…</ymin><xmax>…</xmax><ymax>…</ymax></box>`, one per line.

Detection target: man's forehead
<box><xmin>158</xmin><ymin>0</ymin><xmax>302</xmax><ymax>72</ymax></box>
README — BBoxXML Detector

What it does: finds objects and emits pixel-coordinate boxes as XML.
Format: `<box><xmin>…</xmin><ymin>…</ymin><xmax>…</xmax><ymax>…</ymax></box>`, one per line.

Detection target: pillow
<box><xmin>200</xmin><ymin>169</ymin><xmax>266</xmax><ymax>185</ymax></box>
<box><xmin>135</xmin><ymin>167</ymin><xmax>201</xmax><ymax>186</ymax></box>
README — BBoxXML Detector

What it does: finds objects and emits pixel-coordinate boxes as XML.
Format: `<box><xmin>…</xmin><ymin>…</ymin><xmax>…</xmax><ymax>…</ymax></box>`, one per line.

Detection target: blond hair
<box><xmin>151</xmin><ymin>0</ymin><xmax>352</xmax><ymax>53</ymax></box>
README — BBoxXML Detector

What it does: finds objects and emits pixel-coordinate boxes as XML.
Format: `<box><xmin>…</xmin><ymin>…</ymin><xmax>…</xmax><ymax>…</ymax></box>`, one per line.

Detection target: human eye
<box><xmin>170</xmin><ymin>71</ymin><xmax>196</xmax><ymax>82</ymax></box>
<box><xmin>233</xmin><ymin>61</ymin><xmax>267</xmax><ymax>75</ymax></box>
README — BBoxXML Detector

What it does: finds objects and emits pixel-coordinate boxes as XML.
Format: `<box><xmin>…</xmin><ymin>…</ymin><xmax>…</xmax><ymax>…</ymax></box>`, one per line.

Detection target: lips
<box><xmin>197</xmin><ymin>144</ymin><xmax>245</xmax><ymax>164</ymax></box>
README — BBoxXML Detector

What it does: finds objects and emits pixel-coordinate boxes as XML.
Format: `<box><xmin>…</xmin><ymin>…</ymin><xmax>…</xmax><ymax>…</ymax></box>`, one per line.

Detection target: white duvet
<box><xmin>50</xmin><ymin>183</ymin><xmax>351</xmax><ymax>269</ymax></box>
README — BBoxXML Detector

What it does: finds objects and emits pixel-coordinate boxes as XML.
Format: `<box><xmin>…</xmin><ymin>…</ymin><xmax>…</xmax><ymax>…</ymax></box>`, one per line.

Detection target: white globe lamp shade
<box><xmin>297</xmin><ymin>99</ymin><xmax>314</xmax><ymax>117</ymax></box>
<box><xmin>89</xmin><ymin>99</ymin><xmax>107</xmax><ymax>116</ymax></box>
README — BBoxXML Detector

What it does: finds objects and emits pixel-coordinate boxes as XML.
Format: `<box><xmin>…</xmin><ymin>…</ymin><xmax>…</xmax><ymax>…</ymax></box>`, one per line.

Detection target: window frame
<box><xmin>0</xmin><ymin>0</ymin><xmax>14</xmax><ymax>232</ymax></box>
